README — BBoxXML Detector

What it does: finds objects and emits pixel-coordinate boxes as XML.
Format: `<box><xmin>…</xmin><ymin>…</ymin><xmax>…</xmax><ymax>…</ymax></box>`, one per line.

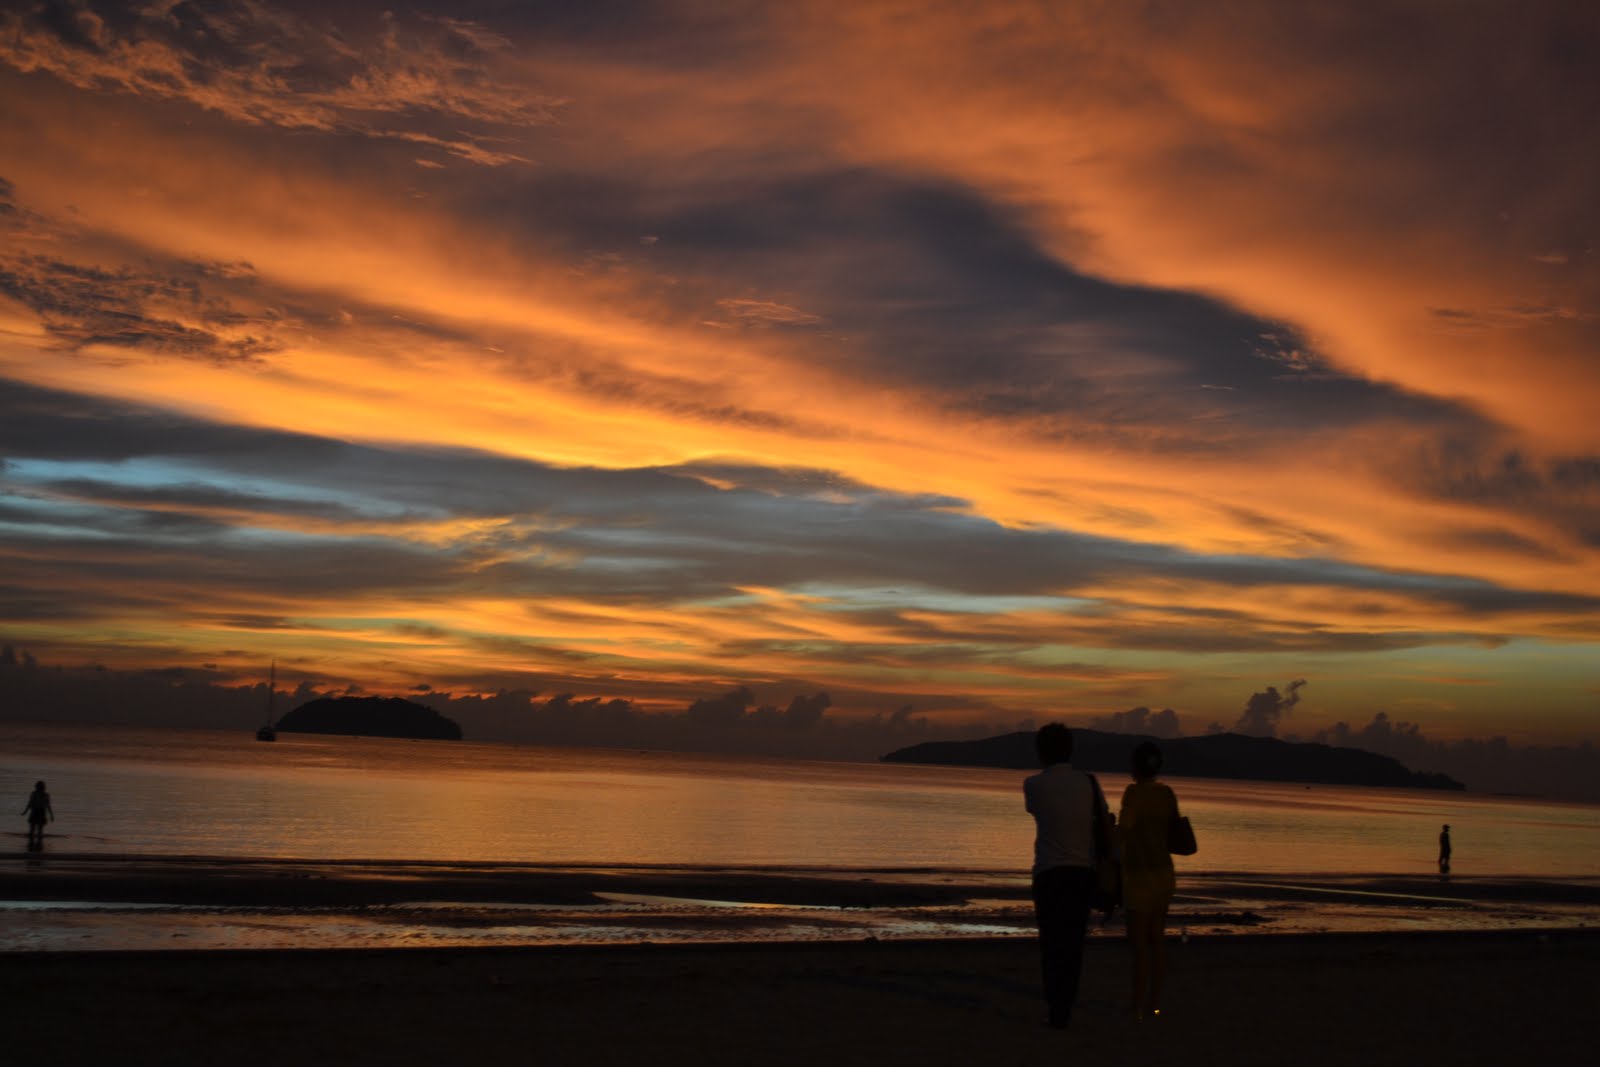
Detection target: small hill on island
<box><xmin>882</xmin><ymin>729</ymin><xmax>1463</xmax><ymax>791</ymax></box>
<box><xmin>276</xmin><ymin>696</ymin><xmax>463</xmax><ymax>741</ymax></box>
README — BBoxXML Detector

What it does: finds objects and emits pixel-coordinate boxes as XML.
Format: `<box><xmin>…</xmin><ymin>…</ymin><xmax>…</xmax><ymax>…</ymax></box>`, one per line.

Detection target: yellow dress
<box><xmin>1119</xmin><ymin>780</ymin><xmax>1177</xmax><ymax>912</ymax></box>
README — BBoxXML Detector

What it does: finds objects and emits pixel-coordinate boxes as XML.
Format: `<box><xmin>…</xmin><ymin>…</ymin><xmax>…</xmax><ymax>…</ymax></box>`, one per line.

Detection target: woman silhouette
<box><xmin>1119</xmin><ymin>743</ymin><xmax>1181</xmax><ymax>1018</ymax></box>
<box><xmin>21</xmin><ymin>780</ymin><xmax>52</xmax><ymax>850</ymax></box>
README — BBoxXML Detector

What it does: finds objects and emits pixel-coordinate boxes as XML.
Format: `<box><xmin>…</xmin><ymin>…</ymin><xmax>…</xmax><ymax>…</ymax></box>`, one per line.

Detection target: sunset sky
<box><xmin>2</xmin><ymin>1</ymin><xmax>1597</xmax><ymax>751</ymax></box>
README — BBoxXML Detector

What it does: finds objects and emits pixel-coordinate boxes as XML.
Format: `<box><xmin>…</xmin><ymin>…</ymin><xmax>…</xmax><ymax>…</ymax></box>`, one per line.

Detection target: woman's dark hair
<box><xmin>1131</xmin><ymin>741</ymin><xmax>1163</xmax><ymax>780</ymax></box>
<box><xmin>1035</xmin><ymin>723</ymin><xmax>1074</xmax><ymax>767</ymax></box>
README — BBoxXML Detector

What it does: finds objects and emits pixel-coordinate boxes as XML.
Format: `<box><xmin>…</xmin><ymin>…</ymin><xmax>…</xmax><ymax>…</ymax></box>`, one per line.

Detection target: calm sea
<box><xmin>3</xmin><ymin>722</ymin><xmax>1597</xmax><ymax>878</ymax></box>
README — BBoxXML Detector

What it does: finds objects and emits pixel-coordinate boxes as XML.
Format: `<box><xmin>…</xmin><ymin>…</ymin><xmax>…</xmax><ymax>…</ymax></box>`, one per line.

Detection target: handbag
<box><xmin>1168</xmin><ymin>813</ymin><xmax>1198</xmax><ymax>856</ymax></box>
<box><xmin>1087</xmin><ymin>774</ymin><xmax>1121</xmax><ymax>912</ymax></box>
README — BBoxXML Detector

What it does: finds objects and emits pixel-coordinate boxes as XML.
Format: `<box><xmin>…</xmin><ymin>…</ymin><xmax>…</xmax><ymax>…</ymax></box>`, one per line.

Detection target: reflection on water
<box><xmin>2</xmin><ymin>722</ymin><xmax>1598</xmax><ymax>877</ymax></box>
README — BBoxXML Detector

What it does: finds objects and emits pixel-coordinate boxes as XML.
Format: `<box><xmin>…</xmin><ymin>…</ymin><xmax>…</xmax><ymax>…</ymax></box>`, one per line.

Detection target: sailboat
<box><xmin>255</xmin><ymin>661</ymin><xmax>278</xmax><ymax>742</ymax></box>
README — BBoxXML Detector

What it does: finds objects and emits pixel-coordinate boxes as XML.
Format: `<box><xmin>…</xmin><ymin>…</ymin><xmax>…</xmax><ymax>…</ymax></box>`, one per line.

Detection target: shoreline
<box><xmin>1</xmin><ymin>931</ymin><xmax>1594</xmax><ymax>1065</ymax></box>
<box><xmin>4</xmin><ymin>852</ymin><xmax>1596</xmax><ymax>952</ymax></box>
<box><xmin>6</xmin><ymin>921</ymin><xmax>1597</xmax><ymax>958</ymax></box>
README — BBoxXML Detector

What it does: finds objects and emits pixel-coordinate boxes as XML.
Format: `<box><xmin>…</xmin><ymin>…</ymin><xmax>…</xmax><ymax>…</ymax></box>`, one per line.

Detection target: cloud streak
<box><xmin>0</xmin><ymin>1</ymin><xmax>557</xmax><ymax>164</ymax></box>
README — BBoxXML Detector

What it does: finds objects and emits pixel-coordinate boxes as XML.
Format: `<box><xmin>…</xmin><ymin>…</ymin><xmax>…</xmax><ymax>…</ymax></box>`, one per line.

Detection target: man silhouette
<box><xmin>1438</xmin><ymin>824</ymin><xmax>1452</xmax><ymax>874</ymax></box>
<box><xmin>1023</xmin><ymin>724</ymin><xmax>1110</xmax><ymax>1029</ymax></box>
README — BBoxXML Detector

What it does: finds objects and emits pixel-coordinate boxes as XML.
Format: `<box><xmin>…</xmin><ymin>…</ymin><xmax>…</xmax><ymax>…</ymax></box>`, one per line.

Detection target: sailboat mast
<box><xmin>255</xmin><ymin>660</ymin><xmax>279</xmax><ymax>741</ymax></box>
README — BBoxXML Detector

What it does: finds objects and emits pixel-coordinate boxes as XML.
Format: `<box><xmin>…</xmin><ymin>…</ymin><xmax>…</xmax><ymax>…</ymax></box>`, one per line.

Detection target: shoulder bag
<box><xmin>1087</xmin><ymin>774</ymin><xmax>1121</xmax><ymax>911</ymax></box>
<box><xmin>1168</xmin><ymin>805</ymin><xmax>1198</xmax><ymax>856</ymax></box>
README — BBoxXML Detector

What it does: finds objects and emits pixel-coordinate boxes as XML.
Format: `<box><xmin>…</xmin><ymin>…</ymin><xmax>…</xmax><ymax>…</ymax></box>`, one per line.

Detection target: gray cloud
<box><xmin>1086</xmin><ymin>705</ymin><xmax>1182</xmax><ymax>739</ymax></box>
<box><xmin>0</xmin><ymin>1</ymin><xmax>558</xmax><ymax>165</ymax></box>
<box><xmin>1234</xmin><ymin>679</ymin><xmax>1307</xmax><ymax>737</ymax></box>
<box><xmin>0</xmin><ymin>648</ymin><xmax>988</xmax><ymax>761</ymax></box>
<box><xmin>0</xmin><ymin>377</ymin><xmax>340</xmax><ymax>462</ymax></box>
<box><xmin>0</xmin><ymin>253</ymin><xmax>278</xmax><ymax>361</ymax></box>
<box><xmin>1313</xmin><ymin>711</ymin><xmax>1600</xmax><ymax>803</ymax></box>
<box><xmin>469</xmin><ymin>164</ymin><xmax>1487</xmax><ymax>447</ymax></box>
<box><xmin>1385</xmin><ymin>440</ymin><xmax>1600</xmax><ymax>552</ymax></box>
<box><xmin>6</xmin><ymin>645</ymin><xmax>1594</xmax><ymax>796</ymax></box>
<box><xmin>6</xmin><ymin>376</ymin><xmax>1600</xmax><ymax>675</ymax></box>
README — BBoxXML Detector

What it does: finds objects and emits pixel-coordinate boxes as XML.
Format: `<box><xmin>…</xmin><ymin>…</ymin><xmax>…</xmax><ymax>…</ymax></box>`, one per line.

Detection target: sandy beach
<box><xmin>4</xmin><ymin>855</ymin><xmax>1597</xmax><ymax>1064</ymax></box>
<box><xmin>2</xmin><ymin>931</ymin><xmax>1594</xmax><ymax>1066</ymax></box>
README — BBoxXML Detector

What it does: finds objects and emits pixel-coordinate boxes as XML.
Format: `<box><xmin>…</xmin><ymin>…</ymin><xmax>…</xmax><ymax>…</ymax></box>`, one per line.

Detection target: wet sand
<box><xmin>4</xmin><ymin>856</ymin><xmax>1596</xmax><ymax>1063</ymax></box>
<box><xmin>3</xmin><ymin>853</ymin><xmax>1596</xmax><ymax>950</ymax></box>
<box><xmin>2</xmin><ymin>931</ymin><xmax>1595</xmax><ymax>1066</ymax></box>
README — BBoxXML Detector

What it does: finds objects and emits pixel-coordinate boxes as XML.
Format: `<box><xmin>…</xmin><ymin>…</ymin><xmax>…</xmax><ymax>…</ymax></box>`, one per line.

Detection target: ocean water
<box><xmin>3</xmin><ymin>722</ymin><xmax>1597</xmax><ymax>878</ymax></box>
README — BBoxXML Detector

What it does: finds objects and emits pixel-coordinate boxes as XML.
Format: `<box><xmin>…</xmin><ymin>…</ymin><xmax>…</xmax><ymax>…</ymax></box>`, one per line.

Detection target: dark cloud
<box><xmin>1087</xmin><ymin>706</ymin><xmax>1182</xmax><ymax>739</ymax></box>
<box><xmin>0</xmin><ymin>648</ymin><xmax>983</xmax><ymax>761</ymax></box>
<box><xmin>0</xmin><ymin>517</ymin><xmax>465</xmax><ymax>606</ymax></box>
<box><xmin>9</xmin><ymin>643</ymin><xmax>1594</xmax><ymax>795</ymax></box>
<box><xmin>777</xmin><ymin>691</ymin><xmax>831</xmax><ymax>729</ymax></box>
<box><xmin>685</xmin><ymin>686</ymin><xmax>756</xmax><ymax>728</ymax></box>
<box><xmin>1385</xmin><ymin>440</ymin><xmax>1600</xmax><ymax>550</ymax></box>
<box><xmin>680</xmin><ymin>686</ymin><xmax>836</xmax><ymax>734</ymax></box>
<box><xmin>554</xmin><ymin>362</ymin><xmax>832</xmax><ymax>439</ymax></box>
<box><xmin>6</xmin><ymin>376</ymin><xmax>1600</xmax><ymax>668</ymax></box>
<box><xmin>0</xmin><ymin>253</ymin><xmax>277</xmax><ymax>361</ymax></box>
<box><xmin>1234</xmin><ymin>679</ymin><xmax>1306</xmax><ymax>737</ymax></box>
<box><xmin>433</xmin><ymin>682</ymin><xmax>966</xmax><ymax>760</ymax></box>
<box><xmin>0</xmin><ymin>1</ymin><xmax>559</xmax><ymax>165</ymax></box>
<box><xmin>1313</xmin><ymin>712</ymin><xmax>1600</xmax><ymax>803</ymax></box>
<box><xmin>0</xmin><ymin>378</ymin><xmax>341</xmax><ymax>462</ymax></box>
<box><xmin>0</xmin><ymin>580</ymin><xmax>119</xmax><ymax>622</ymax></box>
<box><xmin>471</xmin><ymin>164</ymin><xmax>1485</xmax><ymax>445</ymax></box>
<box><xmin>445</xmin><ymin>0</ymin><xmax>766</xmax><ymax>69</ymax></box>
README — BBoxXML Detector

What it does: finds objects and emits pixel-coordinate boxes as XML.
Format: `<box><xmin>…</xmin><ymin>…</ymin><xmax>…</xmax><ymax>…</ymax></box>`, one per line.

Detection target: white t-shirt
<box><xmin>1023</xmin><ymin>763</ymin><xmax>1101</xmax><ymax>874</ymax></box>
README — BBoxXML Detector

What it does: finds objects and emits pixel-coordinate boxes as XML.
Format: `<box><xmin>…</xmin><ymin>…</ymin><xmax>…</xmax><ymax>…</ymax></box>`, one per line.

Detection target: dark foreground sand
<box><xmin>3</xmin><ymin>931</ymin><xmax>1593</xmax><ymax>1066</ymax></box>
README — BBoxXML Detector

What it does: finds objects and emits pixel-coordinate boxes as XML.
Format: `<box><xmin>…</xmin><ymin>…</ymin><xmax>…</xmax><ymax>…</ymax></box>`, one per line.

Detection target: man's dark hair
<box><xmin>1035</xmin><ymin>723</ymin><xmax>1074</xmax><ymax>767</ymax></box>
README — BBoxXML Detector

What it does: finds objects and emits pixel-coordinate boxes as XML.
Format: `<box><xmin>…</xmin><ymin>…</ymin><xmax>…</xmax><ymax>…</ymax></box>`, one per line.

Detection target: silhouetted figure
<box><xmin>21</xmin><ymin>780</ymin><xmax>52</xmax><ymax>850</ymax></box>
<box><xmin>1438</xmin><ymin>824</ymin><xmax>1451</xmax><ymax>874</ymax></box>
<box><xmin>1023</xmin><ymin>723</ymin><xmax>1111</xmax><ymax>1029</ymax></box>
<box><xmin>1120</xmin><ymin>742</ymin><xmax>1182</xmax><ymax>1019</ymax></box>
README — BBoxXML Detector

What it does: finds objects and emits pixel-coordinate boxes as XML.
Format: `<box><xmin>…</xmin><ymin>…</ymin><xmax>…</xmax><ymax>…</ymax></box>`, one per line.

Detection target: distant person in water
<box><xmin>1023</xmin><ymin>723</ymin><xmax>1111</xmax><ymax>1029</ymax></box>
<box><xmin>1438</xmin><ymin>824</ymin><xmax>1452</xmax><ymax>874</ymax></box>
<box><xmin>1119</xmin><ymin>742</ymin><xmax>1181</xmax><ymax>1019</ymax></box>
<box><xmin>21</xmin><ymin>780</ymin><xmax>52</xmax><ymax>850</ymax></box>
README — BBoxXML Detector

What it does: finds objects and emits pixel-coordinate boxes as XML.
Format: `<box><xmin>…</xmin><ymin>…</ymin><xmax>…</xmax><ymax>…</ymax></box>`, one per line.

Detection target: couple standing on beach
<box><xmin>1024</xmin><ymin>724</ymin><xmax>1182</xmax><ymax>1028</ymax></box>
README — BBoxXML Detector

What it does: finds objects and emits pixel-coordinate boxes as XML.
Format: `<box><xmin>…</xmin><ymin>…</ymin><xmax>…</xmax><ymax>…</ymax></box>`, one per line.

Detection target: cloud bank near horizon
<box><xmin>5</xmin><ymin>650</ymin><xmax>1596</xmax><ymax>800</ymax></box>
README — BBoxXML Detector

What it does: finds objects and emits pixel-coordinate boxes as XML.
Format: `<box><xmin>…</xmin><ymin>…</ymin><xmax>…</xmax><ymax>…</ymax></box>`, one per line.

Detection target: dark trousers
<box><xmin>1031</xmin><ymin>866</ymin><xmax>1094</xmax><ymax>1024</ymax></box>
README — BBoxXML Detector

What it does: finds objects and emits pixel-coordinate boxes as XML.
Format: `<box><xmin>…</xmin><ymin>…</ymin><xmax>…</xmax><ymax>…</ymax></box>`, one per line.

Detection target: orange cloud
<box><xmin>2</xmin><ymin>3</ymin><xmax>1597</xmax><ymax>744</ymax></box>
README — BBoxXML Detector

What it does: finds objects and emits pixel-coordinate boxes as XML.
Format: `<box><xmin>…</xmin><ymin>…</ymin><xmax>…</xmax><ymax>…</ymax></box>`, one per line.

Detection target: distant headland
<box><xmin>276</xmin><ymin>696</ymin><xmax>463</xmax><ymax>741</ymax></box>
<box><xmin>882</xmin><ymin>729</ymin><xmax>1464</xmax><ymax>791</ymax></box>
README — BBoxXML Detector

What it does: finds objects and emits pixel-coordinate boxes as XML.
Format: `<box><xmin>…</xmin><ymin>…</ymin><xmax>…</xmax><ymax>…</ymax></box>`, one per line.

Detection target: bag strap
<box><xmin>1086</xmin><ymin>773</ymin><xmax>1112</xmax><ymax>860</ymax></box>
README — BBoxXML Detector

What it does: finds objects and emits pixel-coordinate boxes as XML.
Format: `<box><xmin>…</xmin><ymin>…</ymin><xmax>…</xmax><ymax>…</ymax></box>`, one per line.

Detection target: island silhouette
<box><xmin>882</xmin><ymin>729</ymin><xmax>1463</xmax><ymax>790</ymax></box>
<box><xmin>275</xmin><ymin>696</ymin><xmax>463</xmax><ymax>741</ymax></box>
